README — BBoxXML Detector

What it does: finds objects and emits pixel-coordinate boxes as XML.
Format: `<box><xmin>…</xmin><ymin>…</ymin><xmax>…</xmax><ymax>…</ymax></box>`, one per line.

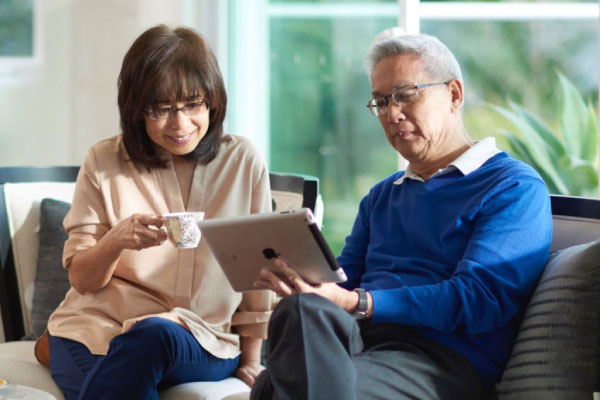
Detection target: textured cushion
<box><xmin>26</xmin><ymin>199</ymin><xmax>72</xmax><ymax>340</ymax></box>
<box><xmin>495</xmin><ymin>239</ymin><xmax>600</xmax><ymax>399</ymax></box>
<box><xmin>3</xmin><ymin>183</ymin><xmax>75</xmax><ymax>335</ymax></box>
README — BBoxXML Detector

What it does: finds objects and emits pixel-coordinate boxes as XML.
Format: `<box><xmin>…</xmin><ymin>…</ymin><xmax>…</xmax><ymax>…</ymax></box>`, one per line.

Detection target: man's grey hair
<box><xmin>365</xmin><ymin>32</ymin><xmax>463</xmax><ymax>85</ymax></box>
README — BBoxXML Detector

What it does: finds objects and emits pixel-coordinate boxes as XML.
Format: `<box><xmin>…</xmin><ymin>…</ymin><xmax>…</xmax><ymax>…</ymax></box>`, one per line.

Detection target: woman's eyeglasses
<box><xmin>145</xmin><ymin>101</ymin><xmax>209</xmax><ymax>121</ymax></box>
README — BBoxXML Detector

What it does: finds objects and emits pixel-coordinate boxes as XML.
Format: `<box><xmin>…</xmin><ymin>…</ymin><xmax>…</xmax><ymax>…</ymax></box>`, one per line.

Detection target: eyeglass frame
<box><xmin>145</xmin><ymin>100</ymin><xmax>210</xmax><ymax>121</ymax></box>
<box><xmin>366</xmin><ymin>81</ymin><xmax>450</xmax><ymax>117</ymax></box>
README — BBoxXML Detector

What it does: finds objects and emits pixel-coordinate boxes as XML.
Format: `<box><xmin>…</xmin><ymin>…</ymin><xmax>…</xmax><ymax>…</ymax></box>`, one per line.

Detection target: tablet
<box><xmin>199</xmin><ymin>208</ymin><xmax>347</xmax><ymax>292</ymax></box>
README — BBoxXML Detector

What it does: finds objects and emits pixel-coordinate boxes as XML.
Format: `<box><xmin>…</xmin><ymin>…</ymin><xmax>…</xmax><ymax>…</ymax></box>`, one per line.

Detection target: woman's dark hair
<box><xmin>118</xmin><ymin>24</ymin><xmax>227</xmax><ymax>169</ymax></box>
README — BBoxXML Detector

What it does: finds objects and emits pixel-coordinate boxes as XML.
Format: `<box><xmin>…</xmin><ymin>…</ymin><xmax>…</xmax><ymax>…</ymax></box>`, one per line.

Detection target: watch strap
<box><xmin>353</xmin><ymin>288</ymin><xmax>369</xmax><ymax>319</ymax></box>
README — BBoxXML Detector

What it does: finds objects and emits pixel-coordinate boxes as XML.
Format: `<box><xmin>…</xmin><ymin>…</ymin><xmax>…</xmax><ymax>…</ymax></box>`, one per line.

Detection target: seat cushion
<box><xmin>222</xmin><ymin>393</ymin><xmax>251</xmax><ymax>400</ymax></box>
<box><xmin>159</xmin><ymin>378</ymin><xmax>250</xmax><ymax>400</ymax></box>
<box><xmin>0</xmin><ymin>341</ymin><xmax>64</xmax><ymax>399</ymax></box>
<box><xmin>495</xmin><ymin>239</ymin><xmax>600</xmax><ymax>399</ymax></box>
<box><xmin>0</xmin><ymin>341</ymin><xmax>250</xmax><ymax>400</ymax></box>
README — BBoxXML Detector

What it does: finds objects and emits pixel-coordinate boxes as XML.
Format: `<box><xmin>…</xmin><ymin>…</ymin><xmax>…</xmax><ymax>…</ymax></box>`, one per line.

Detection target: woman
<box><xmin>43</xmin><ymin>24</ymin><xmax>275</xmax><ymax>399</ymax></box>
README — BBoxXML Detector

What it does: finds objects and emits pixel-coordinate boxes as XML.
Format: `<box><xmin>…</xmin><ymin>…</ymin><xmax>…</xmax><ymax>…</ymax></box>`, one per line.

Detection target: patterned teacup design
<box><xmin>162</xmin><ymin>212</ymin><xmax>204</xmax><ymax>248</ymax></box>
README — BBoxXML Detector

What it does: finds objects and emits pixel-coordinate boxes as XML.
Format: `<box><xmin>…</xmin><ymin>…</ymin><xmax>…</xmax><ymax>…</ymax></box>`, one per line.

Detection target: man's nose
<box><xmin>386</xmin><ymin>102</ymin><xmax>406</xmax><ymax>123</ymax></box>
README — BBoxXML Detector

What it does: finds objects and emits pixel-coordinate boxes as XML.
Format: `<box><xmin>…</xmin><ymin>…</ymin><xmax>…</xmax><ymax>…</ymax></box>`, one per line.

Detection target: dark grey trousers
<box><xmin>251</xmin><ymin>293</ymin><xmax>487</xmax><ymax>400</ymax></box>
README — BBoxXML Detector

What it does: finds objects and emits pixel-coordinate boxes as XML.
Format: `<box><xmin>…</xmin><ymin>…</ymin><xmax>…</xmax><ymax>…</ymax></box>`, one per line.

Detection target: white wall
<box><xmin>0</xmin><ymin>0</ymin><xmax>221</xmax><ymax>167</ymax></box>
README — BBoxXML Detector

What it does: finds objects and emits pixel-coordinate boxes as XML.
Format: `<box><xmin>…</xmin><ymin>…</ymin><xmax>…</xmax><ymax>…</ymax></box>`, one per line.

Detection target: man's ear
<box><xmin>447</xmin><ymin>79</ymin><xmax>464</xmax><ymax>113</ymax></box>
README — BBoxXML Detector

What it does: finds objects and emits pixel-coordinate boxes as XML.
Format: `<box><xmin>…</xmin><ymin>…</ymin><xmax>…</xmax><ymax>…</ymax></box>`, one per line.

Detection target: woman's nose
<box><xmin>168</xmin><ymin>109</ymin><xmax>190</xmax><ymax>128</ymax></box>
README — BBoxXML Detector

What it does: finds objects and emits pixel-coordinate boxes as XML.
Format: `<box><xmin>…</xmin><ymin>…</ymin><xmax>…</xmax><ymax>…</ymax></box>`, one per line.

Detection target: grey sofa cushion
<box><xmin>495</xmin><ymin>239</ymin><xmax>600</xmax><ymax>399</ymax></box>
<box><xmin>26</xmin><ymin>198</ymin><xmax>71</xmax><ymax>340</ymax></box>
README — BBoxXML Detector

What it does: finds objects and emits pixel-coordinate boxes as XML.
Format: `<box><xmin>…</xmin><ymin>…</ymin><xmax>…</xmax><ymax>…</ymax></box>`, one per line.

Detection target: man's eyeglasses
<box><xmin>366</xmin><ymin>81</ymin><xmax>449</xmax><ymax>117</ymax></box>
<box><xmin>145</xmin><ymin>101</ymin><xmax>209</xmax><ymax>121</ymax></box>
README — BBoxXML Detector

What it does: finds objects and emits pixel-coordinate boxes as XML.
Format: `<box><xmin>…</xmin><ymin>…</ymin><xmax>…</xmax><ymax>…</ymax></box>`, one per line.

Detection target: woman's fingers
<box><xmin>236</xmin><ymin>364</ymin><xmax>264</xmax><ymax>388</ymax></box>
<box><xmin>236</xmin><ymin>368</ymin><xmax>253</xmax><ymax>387</ymax></box>
<box><xmin>136</xmin><ymin>213</ymin><xmax>164</xmax><ymax>229</ymax></box>
<box><xmin>111</xmin><ymin>213</ymin><xmax>167</xmax><ymax>250</ymax></box>
<box><xmin>128</xmin><ymin>225</ymin><xmax>166</xmax><ymax>249</ymax></box>
<box><xmin>136</xmin><ymin>225</ymin><xmax>167</xmax><ymax>243</ymax></box>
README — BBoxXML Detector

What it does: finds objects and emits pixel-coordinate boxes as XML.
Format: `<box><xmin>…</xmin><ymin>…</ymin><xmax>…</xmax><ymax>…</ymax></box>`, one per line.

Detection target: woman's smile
<box><xmin>166</xmin><ymin>132</ymin><xmax>195</xmax><ymax>144</ymax></box>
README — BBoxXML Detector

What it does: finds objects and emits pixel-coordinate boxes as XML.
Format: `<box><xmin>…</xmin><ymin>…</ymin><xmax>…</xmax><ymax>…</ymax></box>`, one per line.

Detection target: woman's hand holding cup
<box><xmin>107</xmin><ymin>213</ymin><xmax>167</xmax><ymax>251</ymax></box>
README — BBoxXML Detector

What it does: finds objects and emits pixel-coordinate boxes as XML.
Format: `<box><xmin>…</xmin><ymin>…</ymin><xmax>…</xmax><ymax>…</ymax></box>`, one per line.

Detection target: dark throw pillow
<box><xmin>495</xmin><ymin>239</ymin><xmax>600</xmax><ymax>399</ymax></box>
<box><xmin>26</xmin><ymin>198</ymin><xmax>72</xmax><ymax>340</ymax></box>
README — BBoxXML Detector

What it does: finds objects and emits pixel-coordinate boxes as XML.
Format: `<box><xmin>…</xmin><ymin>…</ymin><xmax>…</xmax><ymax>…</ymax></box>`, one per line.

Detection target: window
<box><xmin>229</xmin><ymin>1</ymin><xmax>398</xmax><ymax>253</ymax></box>
<box><xmin>420</xmin><ymin>2</ymin><xmax>599</xmax><ymax>198</ymax></box>
<box><xmin>0</xmin><ymin>0</ymin><xmax>38</xmax><ymax>84</ymax></box>
<box><xmin>0</xmin><ymin>0</ymin><xmax>34</xmax><ymax>57</ymax></box>
<box><xmin>227</xmin><ymin>0</ymin><xmax>599</xmax><ymax>254</ymax></box>
<box><xmin>418</xmin><ymin>2</ymin><xmax>598</xmax><ymax>148</ymax></box>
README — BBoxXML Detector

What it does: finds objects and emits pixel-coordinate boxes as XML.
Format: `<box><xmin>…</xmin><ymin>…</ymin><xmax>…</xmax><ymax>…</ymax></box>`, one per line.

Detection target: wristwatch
<box><xmin>353</xmin><ymin>288</ymin><xmax>370</xmax><ymax>320</ymax></box>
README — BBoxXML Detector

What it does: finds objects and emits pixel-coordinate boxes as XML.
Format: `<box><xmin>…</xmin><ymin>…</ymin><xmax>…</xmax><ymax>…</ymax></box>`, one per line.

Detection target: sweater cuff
<box><xmin>369</xmin><ymin>288</ymin><xmax>409</xmax><ymax>322</ymax></box>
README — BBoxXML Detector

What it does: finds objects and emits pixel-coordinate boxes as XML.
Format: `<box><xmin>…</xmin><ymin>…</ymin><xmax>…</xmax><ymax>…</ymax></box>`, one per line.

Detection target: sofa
<box><xmin>0</xmin><ymin>166</ymin><xmax>322</xmax><ymax>400</ymax></box>
<box><xmin>1</xmin><ymin>166</ymin><xmax>600</xmax><ymax>399</ymax></box>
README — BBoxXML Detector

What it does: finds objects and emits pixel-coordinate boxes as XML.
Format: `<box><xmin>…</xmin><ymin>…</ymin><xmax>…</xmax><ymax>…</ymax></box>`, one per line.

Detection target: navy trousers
<box><xmin>49</xmin><ymin>317</ymin><xmax>239</xmax><ymax>400</ymax></box>
<box><xmin>251</xmin><ymin>293</ymin><xmax>487</xmax><ymax>400</ymax></box>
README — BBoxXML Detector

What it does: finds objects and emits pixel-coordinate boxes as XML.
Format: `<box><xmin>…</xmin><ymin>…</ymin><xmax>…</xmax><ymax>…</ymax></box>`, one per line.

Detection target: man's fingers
<box><xmin>274</xmin><ymin>258</ymin><xmax>300</xmax><ymax>280</ymax></box>
<box><xmin>274</xmin><ymin>258</ymin><xmax>311</xmax><ymax>291</ymax></box>
<box><xmin>256</xmin><ymin>268</ymin><xmax>294</xmax><ymax>296</ymax></box>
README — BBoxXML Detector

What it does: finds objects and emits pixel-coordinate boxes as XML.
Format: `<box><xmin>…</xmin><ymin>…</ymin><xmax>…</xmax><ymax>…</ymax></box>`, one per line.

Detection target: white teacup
<box><xmin>162</xmin><ymin>212</ymin><xmax>204</xmax><ymax>248</ymax></box>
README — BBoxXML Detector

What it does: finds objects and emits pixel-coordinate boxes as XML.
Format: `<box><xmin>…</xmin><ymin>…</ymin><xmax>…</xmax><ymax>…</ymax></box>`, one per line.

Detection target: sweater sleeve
<box><xmin>370</xmin><ymin>176</ymin><xmax>552</xmax><ymax>334</ymax></box>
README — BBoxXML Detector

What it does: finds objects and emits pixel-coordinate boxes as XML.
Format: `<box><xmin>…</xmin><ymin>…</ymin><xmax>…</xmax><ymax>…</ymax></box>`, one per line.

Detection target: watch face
<box><xmin>353</xmin><ymin>311</ymin><xmax>369</xmax><ymax>320</ymax></box>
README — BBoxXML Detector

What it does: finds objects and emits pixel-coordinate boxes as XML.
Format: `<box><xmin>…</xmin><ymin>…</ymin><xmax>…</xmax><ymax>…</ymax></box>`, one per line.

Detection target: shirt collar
<box><xmin>394</xmin><ymin>137</ymin><xmax>501</xmax><ymax>185</ymax></box>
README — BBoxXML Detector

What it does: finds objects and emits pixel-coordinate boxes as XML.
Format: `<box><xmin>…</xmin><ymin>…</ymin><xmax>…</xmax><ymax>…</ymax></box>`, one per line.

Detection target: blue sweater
<box><xmin>337</xmin><ymin>152</ymin><xmax>552</xmax><ymax>385</ymax></box>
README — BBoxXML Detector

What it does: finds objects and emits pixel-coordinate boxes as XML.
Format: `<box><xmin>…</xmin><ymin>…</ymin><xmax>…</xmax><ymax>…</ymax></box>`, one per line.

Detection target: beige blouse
<box><xmin>47</xmin><ymin>134</ymin><xmax>276</xmax><ymax>359</ymax></box>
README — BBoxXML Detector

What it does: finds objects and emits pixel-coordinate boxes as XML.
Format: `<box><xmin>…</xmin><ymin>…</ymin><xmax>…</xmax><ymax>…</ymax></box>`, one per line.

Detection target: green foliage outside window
<box><xmin>491</xmin><ymin>73</ymin><xmax>599</xmax><ymax>197</ymax></box>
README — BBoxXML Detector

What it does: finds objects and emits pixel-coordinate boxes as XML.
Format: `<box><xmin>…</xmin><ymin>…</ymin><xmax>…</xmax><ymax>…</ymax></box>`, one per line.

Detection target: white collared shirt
<box><xmin>393</xmin><ymin>137</ymin><xmax>501</xmax><ymax>185</ymax></box>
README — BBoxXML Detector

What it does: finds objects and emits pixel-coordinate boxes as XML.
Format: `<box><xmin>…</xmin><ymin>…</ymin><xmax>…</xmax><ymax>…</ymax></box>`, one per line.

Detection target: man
<box><xmin>251</xmin><ymin>32</ymin><xmax>552</xmax><ymax>400</ymax></box>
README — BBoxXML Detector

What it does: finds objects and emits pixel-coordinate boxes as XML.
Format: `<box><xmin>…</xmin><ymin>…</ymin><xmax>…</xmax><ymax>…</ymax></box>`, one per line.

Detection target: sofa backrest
<box><xmin>269</xmin><ymin>172</ymin><xmax>323</xmax><ymax>227</ymax></box>
<box><xmin>550</xmin><ymin>194</ymin><xmax>600</xmax><ymax>252</ymax></box>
